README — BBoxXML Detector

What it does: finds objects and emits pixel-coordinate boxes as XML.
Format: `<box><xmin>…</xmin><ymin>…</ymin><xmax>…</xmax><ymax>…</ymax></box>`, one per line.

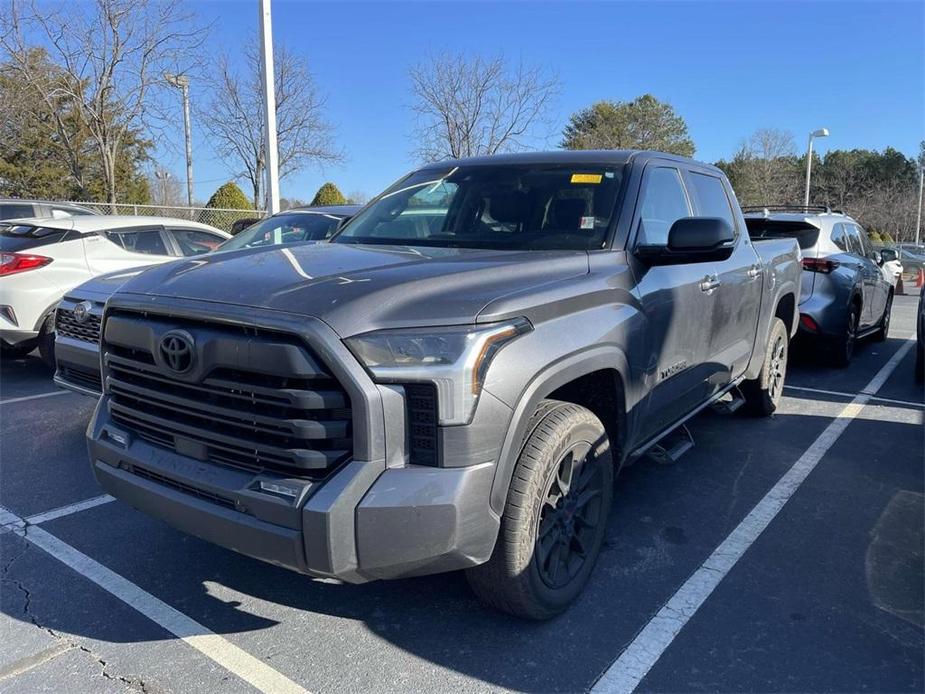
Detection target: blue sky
<box><xmin>168</xmin><ymin>0</ymin><xmax>925</xmax><ymax>204</ymax></box>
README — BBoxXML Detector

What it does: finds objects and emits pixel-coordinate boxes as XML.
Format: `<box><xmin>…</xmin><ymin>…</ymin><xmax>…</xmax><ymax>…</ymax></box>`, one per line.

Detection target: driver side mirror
<box><xmin>667</xmin><ymin>217</ymin><xmax>735</xmax><ymax>253</ymax></box>
<box><xmin>879</xmin><ymin>248</ymin><xmax>897</xmax><ymax>264</ymax></box>
<box><xmin>635</xmin><ymin>217</ymin><xmax>736</xmax><ymax>266</ymax></box>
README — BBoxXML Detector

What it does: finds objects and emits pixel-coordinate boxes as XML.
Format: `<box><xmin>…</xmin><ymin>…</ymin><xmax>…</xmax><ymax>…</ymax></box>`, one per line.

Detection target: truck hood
<box><xmin>70</xmin><ymin>266</ymin><xmax>151</xmax><ymax>299</ymax></box>
<box><xmin>115</xmin><ymin>242</ymin><xmax>589</xmax><ymax>336</ymax></box>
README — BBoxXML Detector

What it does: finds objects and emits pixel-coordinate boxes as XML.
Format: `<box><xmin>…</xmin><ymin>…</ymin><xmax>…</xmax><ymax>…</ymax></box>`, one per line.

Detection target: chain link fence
<box><xmin>66</xmin><ymin>201</ymin><xmax>268</xmax><ymax>234</ymax></box>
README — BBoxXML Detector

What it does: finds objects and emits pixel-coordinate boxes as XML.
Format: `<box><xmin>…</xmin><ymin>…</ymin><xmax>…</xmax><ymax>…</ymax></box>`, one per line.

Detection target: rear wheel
<box><xmin>466</xmin><ymin>400</ymin><xmax>613</xmax><ymax>620</ymax></box>
<box><xmin>828</xmin><ymin>304</ymin><xmax>860</xmax><ymax>368</ymax></box>
<box><xmin>37</xmin><ymin>314</ymin><xmax>56</xmax><ymax>369</ymax></box>
<box><xmin>872</xmin><ymin>291</ymin><xmax>893</xmax><ymax>342</ymax></box>
<box><xmin>742</xmin><ymin>317</ymin><xmax>788</xmax><ymax>416</ymax></box>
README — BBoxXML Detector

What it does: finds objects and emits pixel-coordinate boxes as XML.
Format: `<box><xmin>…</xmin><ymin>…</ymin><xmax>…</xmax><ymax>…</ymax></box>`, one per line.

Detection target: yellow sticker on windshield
<box><xmin>571</xmin><ymin>173</ymin><xmax>602</xmax><ymax>184</ymax></box>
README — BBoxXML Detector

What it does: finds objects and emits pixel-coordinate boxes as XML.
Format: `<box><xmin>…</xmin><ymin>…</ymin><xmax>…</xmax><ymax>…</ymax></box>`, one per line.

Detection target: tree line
<box><xmin>0</xmin><ymin>0</ymin><xmax>921</xmax><ymax>240</ymax></box>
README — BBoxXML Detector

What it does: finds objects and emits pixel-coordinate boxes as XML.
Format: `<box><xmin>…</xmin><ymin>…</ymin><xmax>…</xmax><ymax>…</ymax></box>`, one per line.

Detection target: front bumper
<box><xmin>88</xmin><ymin>402</ymin><xmax>500</xmax><ymax>582</ymax></box>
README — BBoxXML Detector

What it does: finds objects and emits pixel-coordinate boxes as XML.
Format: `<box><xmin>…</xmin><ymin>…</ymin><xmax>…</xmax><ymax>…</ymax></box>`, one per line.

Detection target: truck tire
<box><xmin>37</xmin><ymin>314</ymin><xmax>56</xmax><ymax>369</ymax></box>
<box><xmin>466</xmin><ymin>400</ymin><xmax>613</xmax><ymax>620</ymax></box>
<box><xmin>872</xmin><ymin>291</ymin><xmax>892</xmax><ymax>342</ymax></box>
<box><xmin>828</xmin><ymin>303</ymin><xmax>860</xmax><ymax>368</ymax></box>
<box><xmin>742</xmin><ymin>317</ymin><xmax>788</xmax><ymax>417</ymax></box>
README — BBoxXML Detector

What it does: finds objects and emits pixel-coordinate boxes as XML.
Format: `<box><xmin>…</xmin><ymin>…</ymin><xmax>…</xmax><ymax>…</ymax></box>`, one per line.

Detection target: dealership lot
<box><xmin>1</xmin><ymin>296</ymin><xmax>922</xmax><ymax>693</ymax></box>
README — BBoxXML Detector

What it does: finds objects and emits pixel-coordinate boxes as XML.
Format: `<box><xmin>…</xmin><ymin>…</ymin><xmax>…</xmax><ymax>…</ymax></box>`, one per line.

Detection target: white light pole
<box><xmin>154</xmin><ymin>169</ymin><xmax>171</xmax><ymax>206</ymax></box>
<box><xmin>916</xmin><ymin>166</ymin><xmax>923</xmax><ymax>246</ymax></box>
<box><xmin>803</xmin><ymin>127</ymin><xmax>829</xmax><ymax>208</ymax></box>
<box><xmin>259</xmin><ymin>0</ymin><xmax>280</xmax><ymax>214</ymax></box>
<box><xmin>165</xmin><ymin>73</ymin><xmax>194</xmax><ymax>210</ymax></box>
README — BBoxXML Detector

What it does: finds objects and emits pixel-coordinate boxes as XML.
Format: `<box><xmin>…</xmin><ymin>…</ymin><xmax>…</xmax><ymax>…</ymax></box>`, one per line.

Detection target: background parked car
<box><xmin>878</xmin><ymin>247</ymin><xmax>903</xmax><ymax>287</ymax></box>
<box><xmin>1</xmin><ymin>216</ymin><xmax>229</xmax><ymax>365</ymax></box>
<box><xmin>0</xmin><ymin>198</ymin><xmax>100</xmax><ymax>220</ymax></box>
<box><xmin>54</xmin><ymin>204</ymin><xmax>360</xmax><ymax>394</ymax></box>
<box><xmin>743</xmin><ymin>206</ymin><xmax>893</xmax><ymax>366</ymax></box>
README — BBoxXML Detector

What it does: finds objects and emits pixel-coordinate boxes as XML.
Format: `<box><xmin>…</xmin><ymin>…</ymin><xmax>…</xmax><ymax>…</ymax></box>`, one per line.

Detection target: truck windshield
<box><xmin>332</xmin><ymin>164</ymin><xmax>624</xmax><ymax>250</ymax></box>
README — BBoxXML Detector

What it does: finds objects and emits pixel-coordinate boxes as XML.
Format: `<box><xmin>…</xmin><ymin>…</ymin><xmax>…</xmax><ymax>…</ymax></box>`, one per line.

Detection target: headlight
<box><xmin>345</xmin><ymin>319</ymin><xmax>532</xmax><ymax>425</ymax></box>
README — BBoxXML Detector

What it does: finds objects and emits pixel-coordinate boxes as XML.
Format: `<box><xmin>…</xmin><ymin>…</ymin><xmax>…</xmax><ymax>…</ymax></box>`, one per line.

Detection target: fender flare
<box><xmin>487</xmin><ymin>344</ymin><xmax>631</xmax><ymax>515</ymax></box>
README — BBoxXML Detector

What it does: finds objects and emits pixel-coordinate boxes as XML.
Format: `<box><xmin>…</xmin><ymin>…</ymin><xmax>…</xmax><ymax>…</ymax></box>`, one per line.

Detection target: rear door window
<box><xmin>831</xmin><ymin>223</ymin><xmax>848</xmax><ymax>251</ymax></box>
<box><xmin>636</xmin><ymin>167</ymin><xmax>691</xmax><ymax>246</ymax></box>
<box><xmin>688</xmin><ymin>172</ymin><xmax>736</xmax><ymax>233</ymax></box>
<box><xmin>106</xmin><ymin>228</ymin><xmax>170</xmax><ymax>256</ymax></box>
<box><xmin>168</xmin><ymin>228</ymin><xmax>225</xmax><ymax>256</ymax></box>
<box><xmin>844</xmin><ymin>224</ymin><xmax>865</xmax><ymax>256</ymax></box>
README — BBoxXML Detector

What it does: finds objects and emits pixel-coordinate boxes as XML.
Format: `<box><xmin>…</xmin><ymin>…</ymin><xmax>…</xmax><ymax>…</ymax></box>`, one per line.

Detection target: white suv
<box><xmin>0</xmin><ymin>216</ymin><xmax>229</xmax><ymax>364</ymax></box>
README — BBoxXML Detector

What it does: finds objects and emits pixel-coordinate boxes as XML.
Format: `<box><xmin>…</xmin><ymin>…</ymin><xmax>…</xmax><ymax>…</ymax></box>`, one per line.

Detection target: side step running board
<box><xmin>710</xmin><ymin>386</ymin><xmax>746</xmax><ymax>415</ymax></box>
<box><xmin>646</xmin><ymin>424</ymin><xmax>694</xmax><ymax>465</ymax></box>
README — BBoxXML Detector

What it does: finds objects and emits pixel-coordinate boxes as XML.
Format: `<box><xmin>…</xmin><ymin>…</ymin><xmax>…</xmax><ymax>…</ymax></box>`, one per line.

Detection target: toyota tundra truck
<box><xmin>87</xmin><ymin>151</ymin><xmax>800</xmax><ymax>619</ymax></box>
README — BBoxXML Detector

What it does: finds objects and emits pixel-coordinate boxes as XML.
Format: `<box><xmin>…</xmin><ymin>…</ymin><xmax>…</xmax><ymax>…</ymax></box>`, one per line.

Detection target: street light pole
<box><xmin>165</xmin><ymin>73</ymin><xmax>194</xmax><ymax>210</ymax></box>
<box><xmin>803</xmin><ymin>127</ymin><xmax>829</xmax><ymax>208</ymax></box>
<box><xmin>259</xmin><ymin>0</ymin><xmax>280</xmax><ymax>214</ymax></box>
<box><xmin>916</xmin><ymin>166</ymin><xmax>923</xmax><ymax>246</ymax></box>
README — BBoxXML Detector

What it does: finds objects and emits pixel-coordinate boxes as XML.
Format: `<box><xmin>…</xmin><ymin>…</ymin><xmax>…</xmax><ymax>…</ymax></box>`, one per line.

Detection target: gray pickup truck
<box><xmin>87</xmin><ymin>151</ymin><xmax>800</xmax><ymax>619</ymax></box>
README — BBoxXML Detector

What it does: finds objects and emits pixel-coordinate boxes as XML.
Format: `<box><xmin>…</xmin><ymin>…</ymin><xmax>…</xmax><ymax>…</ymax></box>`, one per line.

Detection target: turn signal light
<box><xmin>0</xmin><ymin>252</ymin><xmax>53</xmax><ymax>276</ymax></box>
<box><xmin>802</xmin><ymin>257</ymin><xmax>838</xmax><ymax>274</ymax></box>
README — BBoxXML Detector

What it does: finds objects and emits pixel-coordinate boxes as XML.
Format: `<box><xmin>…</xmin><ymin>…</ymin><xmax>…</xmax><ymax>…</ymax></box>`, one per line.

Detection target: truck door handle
<box><xmin>746</xmin><ymin>265</ymin><xmax>761</xmax><ymax>279</ymax></box>
<box><xmin>700</xmin><ymin>274</ymin><xmax>721</xmax><ymax>293</ymax></box>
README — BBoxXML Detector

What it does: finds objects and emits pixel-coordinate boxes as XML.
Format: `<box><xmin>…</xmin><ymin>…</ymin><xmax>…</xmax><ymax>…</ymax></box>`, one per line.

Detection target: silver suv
<box><xmin>744</xmin><ymin>206</ymin><xmax>893</xmax><ymax>366</ymax></box>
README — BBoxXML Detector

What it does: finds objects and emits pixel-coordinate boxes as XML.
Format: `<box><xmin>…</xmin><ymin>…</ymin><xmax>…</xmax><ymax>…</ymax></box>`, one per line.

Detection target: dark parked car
<box><xmin>916</xmin><ymin>286</ymin><xmax>924</xmax><ymax>382</ymax></box>
<box><xmin>54</xmin><ymin>205</ymin><xmax>360</xmax><ymax>395</ymax></box>
<box><xmin>86</xmin><ymin>151</ymin><xmax>800</xmax><ymax>619</ymax></box>
<box><xmin>744</xmin><ymin>206</ymin><xmax>893</xmax><ymax>366</ymax></box>
<box><xmin>0</xmin><ymin>198</ymin><xmax>99</xmax><ymax>220</ymax></box>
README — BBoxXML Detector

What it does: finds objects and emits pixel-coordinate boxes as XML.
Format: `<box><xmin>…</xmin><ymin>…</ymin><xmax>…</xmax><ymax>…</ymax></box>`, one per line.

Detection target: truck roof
<box><xmin>418</xmin><ymin>149</ymin><xmax>722</xmax><ymax>173</ymax></box>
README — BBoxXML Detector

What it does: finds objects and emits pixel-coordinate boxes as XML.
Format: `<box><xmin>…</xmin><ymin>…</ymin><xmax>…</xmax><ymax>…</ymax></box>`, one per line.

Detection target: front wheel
<box><xmin>742</xmin><ymin>317</ymin><xmax>789</xmax><ymax>416</ymax></box>
<box><xmin>466</xmin><ymin>400</ymin><xmax>613</xmax><ymax>620</ymax></box>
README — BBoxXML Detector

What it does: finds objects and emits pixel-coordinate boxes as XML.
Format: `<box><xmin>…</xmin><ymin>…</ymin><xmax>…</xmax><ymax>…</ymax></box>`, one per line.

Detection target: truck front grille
<box><xmin>56</xmin><ymin>307</ymin><xmax>101</xmax><ymax>342</ymax></box>
<box><xmin>103</xmin><ymin>312</ymin><xmax>352</xmax><ymax>478</ymax></box>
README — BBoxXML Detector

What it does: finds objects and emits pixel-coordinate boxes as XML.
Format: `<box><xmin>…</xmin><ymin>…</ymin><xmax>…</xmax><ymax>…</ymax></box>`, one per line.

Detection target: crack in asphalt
<box><xmin>1</xmin><ymin>524</ymin><xmax>152</xmax><ymax>693</ymax></box>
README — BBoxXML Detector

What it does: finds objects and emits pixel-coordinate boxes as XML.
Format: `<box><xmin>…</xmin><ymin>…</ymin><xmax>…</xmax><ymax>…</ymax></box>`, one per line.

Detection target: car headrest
<box><xmin>489</xmin><ymin>191</ymin><xmax>528</xmax><ymax>225</ymax></box>
<box><xmin>550</xmin><ymin>198</ymin><xmax>586</xmax><ymax>230</ymax></box>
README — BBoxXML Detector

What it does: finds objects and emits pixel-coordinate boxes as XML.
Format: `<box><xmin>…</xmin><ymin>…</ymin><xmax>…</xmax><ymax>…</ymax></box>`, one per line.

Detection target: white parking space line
<box><xmin>592</xmin><ymin>338</ymin><xmax>916</xmax><ymax>694</ymax></box>
<box><xmin>1</xmin><ymin>506</ymin><xmax>309</xmax><ymax>694</ymax></box>
<box><xmin>784</xmin><ymin>384</ymin><xmax>924</xmax><ymax>409</ymax></box>
<box><xmin>0</xmin><ymin>391</ymin><xmax>70</xmax><ymax>405</ymax></box>
<box><xmin>24</xmin><ymin>495</ymin><xmax>115</xmax><ymax>526</ymax></box>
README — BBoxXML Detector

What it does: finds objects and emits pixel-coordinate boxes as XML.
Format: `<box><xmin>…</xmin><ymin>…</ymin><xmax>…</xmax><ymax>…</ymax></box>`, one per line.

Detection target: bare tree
<box><xmin>0</xmin><ymin>0</ymin><xmax>209</xmax><ymax>205</ymax></box>
<box><xmin>722</xmin><ymin>128</ymin><xmax>802</xmax><ymax>206</ymax></box>
<box><xmin>346</xmin><ymin>190</ymin><xmax>369</xmax><ymax>205</ymax></box>
<box><xmin>409</xmin><ymin>53</ymin><xmax>559</xmax><ymax>163</ymax></box>
<box><xmin>199</xmin><ymin>41</ymin><xmax>341</xmax><ymax>208</ymax></box>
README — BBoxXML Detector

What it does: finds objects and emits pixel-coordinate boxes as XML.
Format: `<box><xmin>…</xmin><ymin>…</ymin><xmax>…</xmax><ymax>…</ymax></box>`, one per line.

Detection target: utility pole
<box><xmin>259</xmin><ymin>0</ymin><xmax>280</xmax><ymax>214</ymax></box>
<box><xmin>165</xmin><ymin>74</ymin><xmax>194</xmax><ymax>211</ymax></box>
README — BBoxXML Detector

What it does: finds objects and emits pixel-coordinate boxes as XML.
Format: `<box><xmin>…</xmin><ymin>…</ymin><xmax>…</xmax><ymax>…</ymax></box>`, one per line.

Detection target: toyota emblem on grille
<box><xmin>73</xmin><ymin>301</ymin><xmax>92</xmax><ymax>323</ymax></box>
<box><xmin>158</xmin><ymin>331</ymin><xmax>195</xmax><ymax>373</ymax></box>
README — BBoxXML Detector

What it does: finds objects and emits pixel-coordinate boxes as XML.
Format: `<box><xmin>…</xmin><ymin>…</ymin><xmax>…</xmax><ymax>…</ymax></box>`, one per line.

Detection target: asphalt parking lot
<box><xmin>1</xmin><ymin>295</ymin><xmax>922</xmax><ymax>694</ymax></box>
